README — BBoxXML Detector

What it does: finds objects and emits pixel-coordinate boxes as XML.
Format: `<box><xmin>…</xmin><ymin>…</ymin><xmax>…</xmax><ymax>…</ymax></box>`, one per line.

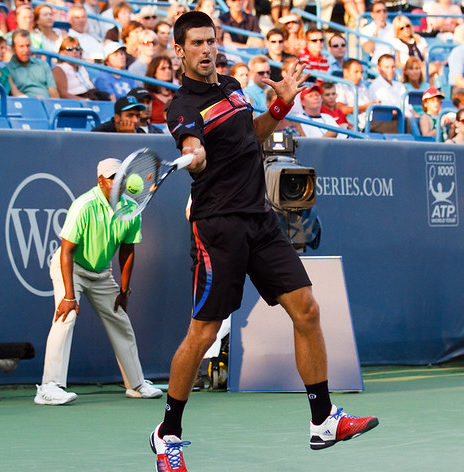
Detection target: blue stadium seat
<box><xmin>365</xmin><ymin>104</ymin><xmax>406</xmax><ymax>134</ymax></box>
<box><xmin>7</xmin><ymin>97</ymin><xmax>48</xmax><ymax>120</ymax></box>
<box><xmin>0</xmin><ymin>117</ymin><xmax>10</xmax><ymax>129</ymax></box>
<box><xmin>9</xmin><ymin>118</ymin><xmax>50</xmax><ymax>130</ymax></box>
<box><xmin>49</xmin><ymin>107</ymin><xmax>101</xmax><ymax>131</ymax></box>
<box><xmin>41</xmin><ymin>98</ymin><xmax>83</xmax><ymax>118</ymax></box>
<box><xmin>87</xmin><ymin>100</ymin><xmax>114</xmax><ymax>123</ymax></box>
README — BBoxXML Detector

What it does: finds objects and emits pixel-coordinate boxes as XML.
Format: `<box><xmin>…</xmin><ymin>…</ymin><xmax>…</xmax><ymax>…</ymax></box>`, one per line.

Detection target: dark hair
<box><xmin>155</xmin><ymin>20</ymin><xmax>172</xmax><ymax>33</ymax></box>
<box><xmin>328</xmin><ymin>33</ymin><xmax>345</xmax><ymax>47</ymax></box>
<box><xmin>378</xmin><ymin>53</ymin><xmax>395</xmax><ymax>65</ymax></box>
<box><xmin>173</xmin><ymin>11</ymin><xmax>215</xmax><ymax>46</ymax></box>
<box><xmin>452</xmin><ymin>88</ymin><xmax>464</xmax><ymax>107</ymax></box>
<box><xmin>12</xmin><ymin>29</ymin><xmax>30</xmax><ymax>46</ymax></box>
<box><xmin>343</xmin><ymin>58</ymin><xmax>361</xmax><ymax>70</ymax></box>
<box><xmin>121</xmin><ymin>20</ymin><xmax>143</xmax><ymax>43</ymax></box>
<box><xmin>145</xmin><ymin>55</ymin><xmax>173</xmax><ymax>93</ymax></box>
<box><xmin>321</xmin><ymin>81</ymin><xmax>335</xmax><ymax>90</ymax></box>
<box><xmin>456</xmin><ymin>108</ymin><xmax>464</xmax><ymax>121</ymax></box>
<box><xmin>370</xmin><ymin>0</ymin><xmax>386</xmax><ymax>12</ymax></box>
<box><xmin>266</xmin><ymin>28</ymin><xmax>284</xmax><ymax>40</ymax></box>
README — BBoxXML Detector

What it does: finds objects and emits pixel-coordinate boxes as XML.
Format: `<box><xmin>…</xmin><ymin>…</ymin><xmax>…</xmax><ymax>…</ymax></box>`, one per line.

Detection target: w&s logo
<box><xmin>5</xmin><ymin>173</ymin><xmax>75</xmax><ymax>296</ymax></box>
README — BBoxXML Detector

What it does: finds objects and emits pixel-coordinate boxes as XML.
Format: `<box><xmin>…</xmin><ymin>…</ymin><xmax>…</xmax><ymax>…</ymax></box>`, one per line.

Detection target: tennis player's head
<box><xmin>97</xmin><ymin>158</ymin><xmax>121</xmax><ymax>201</ymax></box>
<box><xmin>173</xmin><ymin>11</ymin><xmax>217</xmax><ymax>82</ymax></box>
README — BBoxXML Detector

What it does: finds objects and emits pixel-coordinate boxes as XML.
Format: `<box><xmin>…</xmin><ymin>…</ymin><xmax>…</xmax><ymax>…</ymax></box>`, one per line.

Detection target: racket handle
<box><xmin>173</xmin><ymin>153</ymin><xmax>194</xmax><ymax>170</ymax></box>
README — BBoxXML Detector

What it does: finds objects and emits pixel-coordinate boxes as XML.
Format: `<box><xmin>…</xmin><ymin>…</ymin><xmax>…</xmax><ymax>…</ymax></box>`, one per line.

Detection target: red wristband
<box><xmin>269</xmin><ymin>97</ymin><xmax>293</xmax><ymax>120</ymax></box>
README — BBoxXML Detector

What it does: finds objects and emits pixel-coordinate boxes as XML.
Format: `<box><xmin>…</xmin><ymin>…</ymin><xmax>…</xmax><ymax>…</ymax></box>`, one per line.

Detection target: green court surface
<box><xmin>1</xmin><ymin>365</ymin><xmax>463</xmax><ymax>472</ymax></box>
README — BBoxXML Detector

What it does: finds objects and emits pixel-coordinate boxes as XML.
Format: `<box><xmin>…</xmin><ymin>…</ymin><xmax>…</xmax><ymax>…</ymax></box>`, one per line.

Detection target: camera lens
<box><xmin>280</xmin><ymin>174</ymin><xmax>312</xmax><ymax>201</ymax></box>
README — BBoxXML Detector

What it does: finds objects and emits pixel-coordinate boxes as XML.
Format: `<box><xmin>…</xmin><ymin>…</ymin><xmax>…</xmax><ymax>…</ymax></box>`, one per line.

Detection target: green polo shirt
<box><xmin>7</xmin><ymin>55</ymin><xmax>56</xmax><ymax>98</ymax></box>
<box><xmin>60</xmin><ymin>185</ymin><xmax>142</xmax><ymax>272</ymax></box>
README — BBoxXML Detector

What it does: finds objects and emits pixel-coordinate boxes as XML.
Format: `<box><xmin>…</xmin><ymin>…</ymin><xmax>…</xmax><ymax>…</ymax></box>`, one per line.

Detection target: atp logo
<box><xmin>5</xmin><ymin>173</ymin><xmax>75</xmax><ymax>297</ymax></box>
<box><xmin>425</xmin><ymin>152</ymin><xmax>459</xmax><ymax>227</ymax></box>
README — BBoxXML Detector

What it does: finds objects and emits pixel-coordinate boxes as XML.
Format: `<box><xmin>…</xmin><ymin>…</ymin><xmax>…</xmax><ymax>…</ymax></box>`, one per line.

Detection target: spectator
<box><xmin>278</xmin><ymin>13</ymin><xmax>305</xmax><ymax>56</ymax></box>
<box><xmin>7</xmin><ymin>5</ymin><xmax>42</xmax><ymax>48</ymax></box>
<box><xmin>219</xmin><ymin>0</ymin><xmax>260</xmax><ymax>47</ymax></box>
<box><xmin>105</xmin><ymin>2</ymin><xmax>133</xmax><ymax>42</ymax></box>
<box><xmin>391</xmin><ymin>15</ymin><xmax>427</xmax><ymax>71</ymax></box>
<box><xmin>320</xmin><ymin>82</ymin><xmax>352</xmax><ymax>128</ymax></box>
<box><xmin>83</xmin><ymin>0</ymin><xmax>105</xmax><ymax>42</ymax></box>
<box><xmin>154</xmin><ymin>21</ymin><xmax>171</xmax><ymax>57</ymax></box>
<box><xmin>269</xmin><ymin>0</ymin><xmax>291</xmax><ymax>24</ymax></box>
<box><xmin>299</xmin><ymin>83</ymin><xmax>345</xmax><ymax>138</ymax></box>
<box><xmin>0</xmin><ymin>36</ymin><xmax>14</xmax><ymax>94</ymax></box>
<box><xmin>52</xmin><ymin>37</ymin><xmax>109</xmax><ymax>100</ymax></box>
<box><xmin>451</xmin><ymin>88</ymin><xmax>464</xmax><ymax>109</ymax></box>
<box><xmin>67</xmin><ymin>5</ymin><xmax>105</xmax><ymax>62</ymax></box>
<box><xmin>167</xmin><ymin>2</ymin><xmax>189</xmax><ymax>26</ymax></box>
<box><xmin>230</xmin><ymin>61</ymin><xmax>249</xmax><ymax>90</ymax></box>
<box><xmin>424</xmin><ymin>0</ymin><xmax>463</xmax><ymax>42</ymax></box>
<box><xmin>167</xmin><ymin>48</ymin><xmax>183</xmax><ymax>85</ymax></box>
<box><xmin>368</xmin><ymin>54</ymin><xmax>409</xmax><ymax>133</ymax></box>
<box><xmin>0</xmin><ymin>8</ymin><xmax>6</xmax><ymax>36</ymax></box>
<box><xmin>402</xmin><ymin>56</ymin><xmax>429</xmax><ymax>117</ymax></box>
<box><xmin>265</xmin><ymin>28</ymin><xmax>294</xmax><ymax>82</ymax></box>
<box><xmin>445</xmin><ymin>108</ymin><xmax>464</xmax><ymax>143</ymax></box>
<box><xmin>336</xmin><ymin>58</ymin><xmax>379</xmax><ymax>130</ymax></box>
<box><xmin>342</xmin><ymin>0</ymin><xmax>365</xmax><ymax>30</ymax></box>
<box><xmin>99</xmin><ymin>0</ymin><xmax>121</xmax><ymax>37</ymax></box>
<box><xmin>215</xmin><ymin>52</ymin><xmax>230</xmax><ymax>76</ymax></box>
<box><xmin>195</xmin><ymin>0</ymin><xmax>218</xmax><ymax>19</ymax></box>
<box><xmin>138</xmin><ymin>5</ymin><xmax>158</xmax><ymax>32</ymax></box>
<box><xmin>92</xmin><ymin>95</ymin><xmax>146</xmax><ymax>132</ymax></box>
<box><xmin>144</xmin><ymin>55</ymin><xmax>175</xmax><ymax>124</ymax></box>
<box><xmin>127</xmin><ymin>87</ymin><xmax>164</xmax><ymax>134</ymax></box>
<box><xmin>419</xmin><ymin>87</ymin><xmax>450</xmax><ymax>138</ymax></box>
<box><xmin>360</xmin><ymin>0</ymin><xmax>394</xmax><ymax>66</ymax></box>
<box><xmin>5</xmin><ymin>0</ymin><xmax>30</xmax><ymax>32</ymax></box>
<box><xmin>265</xmin><ymin>87</ymin><xmax>303</xmax><ymax>136</ymax></box>
<box><xmin>327</xmin><ymin>33</ymin><xmax>347</xmax><ymax>75</ymax></box>
<box><xmin>447</xmin><ymin>24</ymin><xmax>464</xmax><ymax>90</ymax></box>
<box><xmin>34</xmin><ymin>4</ymin><xmax>66</xmax><ymax>53</ymax></box>
<box><xmin>298</xmin><ymin>28</ymin><xmax>329</xmax><ymax>75</ymax></box>
<box><xmin>0</xmin><ymin>35</ymin><xmax>8</xmax><ymax>65</ymax></box>
<box><xmin>244</xmin><ymin>55</ymin><xmax>271</xmax><ymax>109</ymax></box>
<box><xmin>128</xmin><ymin>29</ymin><xmax>157</xmax><ymax>83</ymax></box>
<box><xmin>94</xmin><ymin>42</ymin><xmax>137</xmax><ymax>101</ymax></box>
<box><xmin>121</xmin><ymin>21</ymin><xmax>143</xmax><ymax>68</ymax></box>
<box><xmin>7</xmin><ymin>29</ymin><xmax>58</xmax><ymax>97</ymax></box>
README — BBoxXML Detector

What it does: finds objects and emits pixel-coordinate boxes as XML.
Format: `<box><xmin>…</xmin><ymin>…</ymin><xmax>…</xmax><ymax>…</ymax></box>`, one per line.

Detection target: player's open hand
<box><xmin>55</xmin><ymin>298</ymin><xmax>79</xmax><ymax>322</ymax></box>
<box><xmin>262</xmin><ymin>60</ymin><xmax>309</xmax><ymax>106</ymax></box>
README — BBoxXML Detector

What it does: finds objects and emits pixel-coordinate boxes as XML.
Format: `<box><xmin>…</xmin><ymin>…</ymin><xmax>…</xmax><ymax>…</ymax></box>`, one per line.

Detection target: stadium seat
<box><xmin>7</xmin><ymin>97</ymin><xmax>48</xmax><ymax>120</ymax></box>
<box><xmin>49</xmin><ymin>107</ymin><xmax>101</xmax><ymax>131</ymax></box>
<box><xmin>9</xmin><ymin>118</ymin><xmax>50</xmax><ymax>130</ymax></box>
<box><xmin>87</xmin><ymin>100</ymin><xmax>114</xmax><ymax>123</ymax></box>
<box><xmin>0</xmin><ymin>117</ymin><xmax>10</xmax><ymax>129</ymax></box>
<box><xmin>0</xmin><ymin>83</ymin><xmax>7</xmax><ymax>118</ymax></box>
<box><xmin>365</xmin><ymin>104</ymin><xmax>406</xmax><ymax>134</ymax></box>
<box><xmin>41</xmin><ymin>98</ymin><xmax>83</xmax><ymax>118</ymax></box>
<box><xmin>403</xmin><ymin>90</ymin><xmax>424</xmax><ymax>116</ymax></box>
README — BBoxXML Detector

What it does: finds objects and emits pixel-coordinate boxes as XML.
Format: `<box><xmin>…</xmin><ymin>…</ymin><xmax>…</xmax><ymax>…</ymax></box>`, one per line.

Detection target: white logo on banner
<box><xmin>425</xmin><ymin>152</ymin><xmax>459</xmax><ymax>227</ymax></box>
<box><xmin>5</xmin><ymin>173</ymin><xmax>75</xmax><ymax>296</ymax></box>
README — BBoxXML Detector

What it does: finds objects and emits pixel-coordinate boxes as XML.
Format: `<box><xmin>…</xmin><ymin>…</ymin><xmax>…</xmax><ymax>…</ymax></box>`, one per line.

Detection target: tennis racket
<box><xmin>110</xmin><ymin>148</ymin><xmax>193</xmax><ymax>221</ymax></box>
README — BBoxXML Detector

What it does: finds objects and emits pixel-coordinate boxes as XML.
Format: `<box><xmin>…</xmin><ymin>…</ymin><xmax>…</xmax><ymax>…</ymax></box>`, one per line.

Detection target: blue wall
<box><xmin>1</xmin><ymin>131</ymin><xmax>463</xmax><ymax>385</ymax></box>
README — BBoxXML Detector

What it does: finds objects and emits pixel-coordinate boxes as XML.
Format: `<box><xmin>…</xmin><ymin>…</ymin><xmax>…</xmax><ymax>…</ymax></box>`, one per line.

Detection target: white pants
<box><xmin>41</xmin><ymin>248</ymin><xmax>144</xmax><ymax>389</ymax></box>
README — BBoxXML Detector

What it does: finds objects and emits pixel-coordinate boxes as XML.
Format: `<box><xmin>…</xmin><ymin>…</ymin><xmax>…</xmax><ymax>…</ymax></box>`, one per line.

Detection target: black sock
<box><xmin>305</xmin><ymin>380</ymin><xmax>332</xmax><ymax>426</ymax></box>
<box><xmin>159</xmin><ymin>395</ymin><xmax>187</xmax><ymax>439</ymax></box>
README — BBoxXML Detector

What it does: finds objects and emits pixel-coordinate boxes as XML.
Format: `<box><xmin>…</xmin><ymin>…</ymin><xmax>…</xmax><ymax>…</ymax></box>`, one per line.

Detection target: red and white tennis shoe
<box><xmin>149</xmin><ymin>423</ymin><xmax>191</xmax><ymax>472</ymax></box>
<box><xmin>309</xmin><ymin>405</ymin><xmax>379</xmax><ymax>450</ymax></box>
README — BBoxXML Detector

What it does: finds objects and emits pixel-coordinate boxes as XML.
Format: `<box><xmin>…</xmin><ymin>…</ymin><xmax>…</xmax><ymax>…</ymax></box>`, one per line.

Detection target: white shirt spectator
<box><xmin>391</xmin><ymin>36</ymin><xmax>428</xmax><ymax>66</ymax></box>
<box><xmin>299</xmin><ymin>112</ymin><xmax>348</xmax><ymax>139</ymax></box>
<box><xmin>68</xmin><ymin>29</ymin><xmax>105</xmax><ymax>61</ymax></box>
<box><xmin>83</xmin><ymin>3</ymin><xmax>106</xmax><ymax>42</ymax></box>
<box><xmin>360</xmin><ymin>22</ymin><xmax>395</xmax><ymax>65</ymax></box>
<box><xmin>336</xmin><ymin>81</ymin><xmax>371</xmax><ymax>130</ymax></box>
<box><xmin>368</xmin><ymin>74</ymin><xmax>411</xmax><ymax>116</ymax></box>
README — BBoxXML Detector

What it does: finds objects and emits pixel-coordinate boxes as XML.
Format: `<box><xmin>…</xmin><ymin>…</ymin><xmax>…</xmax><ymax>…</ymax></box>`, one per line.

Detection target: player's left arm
<box><xmin>253</xmin><ymin>60</ymin><xmax>308</xmax><ymax>143</ymax></box>
<box><xmin>114</xmin><ymin>243</ymin><xmax>135</xmax><ymax>312</ymax></box>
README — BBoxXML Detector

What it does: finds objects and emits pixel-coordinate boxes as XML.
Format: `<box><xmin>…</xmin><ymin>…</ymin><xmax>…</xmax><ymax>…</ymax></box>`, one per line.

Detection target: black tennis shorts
<box><xmin>190</xmin><ymin>211</ymin><xmax>311</xmax><ymax>321</ymax></box>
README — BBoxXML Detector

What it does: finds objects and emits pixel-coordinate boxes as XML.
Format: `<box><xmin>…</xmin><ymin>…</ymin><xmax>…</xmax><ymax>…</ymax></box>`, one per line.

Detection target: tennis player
<box><xmin>150</xmin><ymin>11</ymin><xmax>378</xmax><ymax>472</ymax></box>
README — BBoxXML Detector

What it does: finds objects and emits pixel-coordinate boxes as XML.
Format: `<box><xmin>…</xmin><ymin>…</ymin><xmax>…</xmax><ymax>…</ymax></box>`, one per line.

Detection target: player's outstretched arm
<box><xmin>253</xmin><ymin>60</ymin><xmax>309</xmax><ymax>143</ymax></box>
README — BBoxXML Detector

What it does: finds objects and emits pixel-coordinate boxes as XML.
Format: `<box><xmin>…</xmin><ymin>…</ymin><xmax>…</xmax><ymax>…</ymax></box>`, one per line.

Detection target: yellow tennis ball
<box><xmin>126</xmin><ymin>173</ymin><xmax>144</xmax><ymax>195</ymax></box>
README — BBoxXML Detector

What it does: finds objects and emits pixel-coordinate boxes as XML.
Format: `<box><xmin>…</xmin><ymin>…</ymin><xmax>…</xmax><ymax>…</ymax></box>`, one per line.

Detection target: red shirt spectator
<box><xmin>298</xmin><ymin>28</ymin><xmax>329</xmax><ymax>73</ymax></box>
<box><xmin>321</xmin><ymin>105</ymin><xmax>351</xmax><ymax>127</ymax></box>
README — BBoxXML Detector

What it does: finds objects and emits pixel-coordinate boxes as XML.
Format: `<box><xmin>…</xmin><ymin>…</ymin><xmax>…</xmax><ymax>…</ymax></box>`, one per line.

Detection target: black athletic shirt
<box><xmin>167</xmin><ymin>74</ymin><xmax>267</xmax><ymax>221</ymax></box>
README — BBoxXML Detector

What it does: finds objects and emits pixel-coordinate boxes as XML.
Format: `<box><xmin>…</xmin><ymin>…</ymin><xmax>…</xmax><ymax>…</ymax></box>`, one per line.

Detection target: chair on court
<box><xmin>49</xmin><ymin>108</ymin><xmax>101</xmax><ymax>131</ymax></box>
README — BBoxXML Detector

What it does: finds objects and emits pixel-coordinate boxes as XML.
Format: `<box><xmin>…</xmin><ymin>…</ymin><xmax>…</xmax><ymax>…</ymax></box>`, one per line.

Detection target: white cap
<box><xmin>104</xmin><ymin>41</ymin><xmax>125</xmax><ymax>59</ymax></box>
<box><xmin>138</xmin><ymin>5</ymin><xmax>157</xmax><ymax>18</ymax></box>
<box><xmin>97</xmin><ymin>158</ymin><xmax>121</xmax><ymax>178</ymax></box>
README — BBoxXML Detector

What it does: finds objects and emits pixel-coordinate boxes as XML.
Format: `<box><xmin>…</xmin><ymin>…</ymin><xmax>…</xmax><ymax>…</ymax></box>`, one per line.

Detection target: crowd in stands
<box><xmin>1</xmin><ymin>0</ymin><xmax>464</xmax><ymax>141</ymax></box>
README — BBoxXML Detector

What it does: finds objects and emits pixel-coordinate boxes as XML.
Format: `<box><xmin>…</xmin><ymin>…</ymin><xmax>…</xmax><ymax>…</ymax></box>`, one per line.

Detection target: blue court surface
<box><xmin>1</xmin><ymin>364</ymin><xmax>463</xmax><ymax>472</ymax></box>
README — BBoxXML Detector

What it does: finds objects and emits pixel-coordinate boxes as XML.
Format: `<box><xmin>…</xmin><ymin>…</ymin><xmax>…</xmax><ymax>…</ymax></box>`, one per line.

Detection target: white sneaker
<box><xmin>34</xmin><ymin>382</ymin><xmax>78</xmax><ymax>406</ymax></box>
<box><xmin>126</xmin><ymin>380</ymin><xmax>163</xmax><ymax>399</ymax></box>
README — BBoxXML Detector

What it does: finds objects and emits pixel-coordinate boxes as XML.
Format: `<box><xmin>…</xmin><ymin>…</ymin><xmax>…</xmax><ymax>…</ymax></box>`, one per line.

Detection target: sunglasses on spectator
<box><xmin>256</xmin><ymin>70</ymin><xmax>271</xmax><ymax>76</ymax></box>
<box><xmin>269</xmin><ymin>39</ymin><xmax>284</xmax><ymax>44</ymax></box>
<box><xmin>330</xmin><ymin>43</ymin><xmax>346</xmax><ymax>48</ymax></box>
<box><xmin>141</xmin><ymin>40</ymin><xmax>156</xmax><ymax>46</ymax></box>
<box><xmin>400</xmin><ymin>24</ymin><xmax>412</xmax><ymax>30</ymax></box>
<box><xmin>373</xmin><ymin>8</ymin><xmax>387</xmax><ymax>12</ymax></box>
<box><xmin>63</xmin><ymin>46</ymin><xmax>82</xmax><ymax>52</ymax></box>
<box><xmin>458</xmin><ymin>119</ymin><xmax>464</xmax><ymax>124</ymax></box>
<box><xmin>143</xmin><ymin>15</ymin><xmax>157</xmax><ymax>19</ymax></box>
<box><xmin>309</xmin><ymin>38</ymin><xmax>324</xmax><ymax>42</ymax></box>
